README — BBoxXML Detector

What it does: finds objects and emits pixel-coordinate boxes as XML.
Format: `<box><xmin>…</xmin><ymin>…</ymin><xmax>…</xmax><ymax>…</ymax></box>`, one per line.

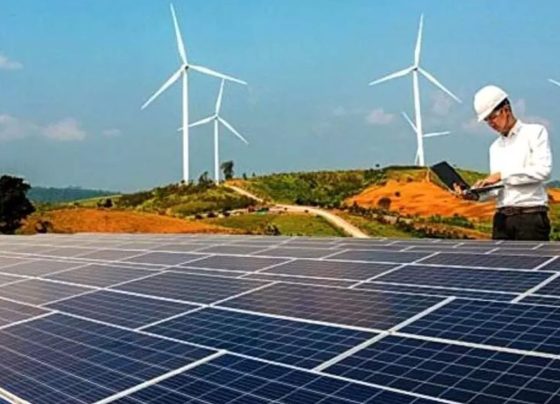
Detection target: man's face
<box><xmin>484</xmin><ymin>105</ymin><xmax>509</xmax><ymax>134</ymax></box>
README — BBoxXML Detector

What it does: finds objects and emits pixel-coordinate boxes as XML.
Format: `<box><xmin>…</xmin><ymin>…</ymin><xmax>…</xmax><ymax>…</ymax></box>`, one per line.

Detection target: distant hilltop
<box><xmin>28</xmin><ymin>186</ymin><xmax>117</xmax><ymax>204</ymax></box>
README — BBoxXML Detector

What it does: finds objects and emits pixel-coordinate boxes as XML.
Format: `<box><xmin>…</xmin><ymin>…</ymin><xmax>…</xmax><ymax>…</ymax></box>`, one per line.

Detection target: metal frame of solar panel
<box><xmin>1</xmin><ymin>234</ymin><xmax>560</xmax><ymax>404</ymax></box>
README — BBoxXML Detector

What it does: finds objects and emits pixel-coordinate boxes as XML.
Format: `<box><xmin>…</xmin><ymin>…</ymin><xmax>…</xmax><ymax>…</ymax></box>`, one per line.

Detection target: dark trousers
<box><xmin>492</xmin><ymin>211</ymin><xmax>551</xmax><ymax>241</ymax></box>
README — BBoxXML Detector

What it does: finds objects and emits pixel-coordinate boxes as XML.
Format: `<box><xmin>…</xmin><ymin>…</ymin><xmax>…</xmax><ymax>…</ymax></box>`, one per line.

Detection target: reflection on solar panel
<box><xmin>2</xmin><ymin>233</ymin><xmax>560</xmax><ymax>403</ymax></box>
<box><xmin>146</xmin><ymin>307</ymin><xmax>375</xmax><ymax>368</ymax></box>
<box><xmin>221</xmin><ymin>283</ymin><xmax>443</xmax><ymax>330</ymax></box>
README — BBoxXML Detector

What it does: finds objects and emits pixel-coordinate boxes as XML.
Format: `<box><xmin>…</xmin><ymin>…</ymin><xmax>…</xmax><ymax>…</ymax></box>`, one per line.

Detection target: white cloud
<box><xmin>365</xmin><ymin>108</ymin><xmax>395</xmax><ymax>125</ymax></box>
<box><xmin>0</xmin><ymin>54</ymin><xmax>23</xmax><ymax>70</ymax></box>
<box><xmin>102</xmin><ymin>128</ymin><xmax>122</xmax><ymax>137</ymax></box>
<box><xmin>42</xmin><ymin>118</ymin><xmax>87</xmax><ymax>141</ymax></box>
<box><xmin>0</xmin><ymin>115</ymin><xmax>36</xmax><ymax>141</ymax></box>
<box><xmin>431</xmin><ymin>92</ymin><xmax>454</xmax><ymax>116</ymax></box>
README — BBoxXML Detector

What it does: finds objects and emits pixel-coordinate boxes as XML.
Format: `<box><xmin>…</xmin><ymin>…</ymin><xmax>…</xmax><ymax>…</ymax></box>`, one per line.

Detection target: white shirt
<box><xmin>482</xmin><ymin>120</ymin><xmax>552</xmax><ymax>207</ymax></box>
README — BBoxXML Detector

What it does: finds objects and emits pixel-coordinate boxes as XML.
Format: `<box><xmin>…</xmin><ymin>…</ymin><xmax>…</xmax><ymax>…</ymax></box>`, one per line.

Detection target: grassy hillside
<box><xmin>28</xmin><ymin>186</ymin><xmax>116</xmax><ymax>203</ymax></box>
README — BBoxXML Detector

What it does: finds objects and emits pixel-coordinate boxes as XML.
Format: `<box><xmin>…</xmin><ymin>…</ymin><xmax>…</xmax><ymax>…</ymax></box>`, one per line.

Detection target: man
<box><xmin>455</xmin><ymin>85</ymin><xmax>553</xmax><ymax>240</ymax></box>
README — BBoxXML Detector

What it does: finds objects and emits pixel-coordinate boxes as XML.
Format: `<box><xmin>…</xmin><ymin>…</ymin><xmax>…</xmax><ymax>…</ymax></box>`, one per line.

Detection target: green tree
<box><xmin>0</xmin><ymin>176</ymin><xmax>35</xmax><ymax>234</ymax></box>
<box><xmin>221</xmin><ymin>161</ymin><xmax>234</xmax><ymax>180</ymax></box>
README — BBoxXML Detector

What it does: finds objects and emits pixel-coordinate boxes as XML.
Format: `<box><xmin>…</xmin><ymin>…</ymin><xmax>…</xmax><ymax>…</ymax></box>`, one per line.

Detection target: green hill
<box><xmin>28</xmin><ymin>186</ymin><xmax>117</xmax><ymax>203</ymax></box>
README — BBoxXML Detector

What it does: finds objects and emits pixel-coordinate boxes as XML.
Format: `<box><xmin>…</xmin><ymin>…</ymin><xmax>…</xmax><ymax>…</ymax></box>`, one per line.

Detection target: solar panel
<box><xmin>112</xmin><ymin>353</ymin><xmax>437</xmax><ymax>404</ymax></box>
<box><xmin>221</xmin><ymin>283</ymin><xmax>443</xmax><ymax>330</ymax></box>
<box><xmin>122</xmin><ymin>252</ymin><xmax>207</xmax><ymax>266</ymax></box>
<box><xmin>47</xmin><ymin>290</ymin><xmax>198</xmax><ymax>328</ymax></box>
<box><xmin>0</xmin><ymin>297</ymin><xmax>49</xmax><ymax>327</ymax></box>
<box><xmin>328</xmin><ymin>250</ymin><xmax>431</xmax><ymax>263</ymax></box>
<box><xmin>147</xmin><ymin>307</ymin><xmax>375</xmax><ymax>368</ymax></box>
<box><xmin>418</xmin><ymin>252</ymin><xmax>551</xmax><ymax>269</ymax></box>
<box><xmin>324</xmin><ymin>334</ymin><xmax>560</xmax><ymax>403</ymax></box>
<box><xmin>0</xmin><ymin>313</ymin><xmax>215</xmax><ymax>404</ymax></box>
<box><xmin>45</xmin><ymin>263</ymin><xmax>157</xmax><ymax>288</ymax></box>
<box><xmin>0</xmin><ymin>279</ymin><xmax>91</xmax><ymax>305</ymax></box>
<box><xmin>401</xmin><ymin>298</ymin><xmax>560</xmax><ymax>355</ymax></box>
<box><xmin>262</xmin><ymin>259</ymin><xmax>398</xmax><ymax>281</ymax></box>
<box><xmin>358</xmin><ymin>282</ymin><xmax>518</xmax><ymax>301</ymax></box>
<box><xmin>2</xmin><ymin>233</ymin><xmax>560</xmax><ymax>404</ymax></box>
<box><xmin>372</xmin><ymin>264</ymin><xmax>552</xmax><ymax>292</ymax></box>
<box><xmin>0</xmin><ymin>259</ymin><xmax>86</xmax><ymax>276</ymax></box>
<box><xmin>185</xmin><ymin>255</ymin><xmax>288</xmax><ymax>272</ymax></box>
<box><xmin>114</xmin><ymin>272</ymin><xmax>270</xmax><ymax>304</ymax></box>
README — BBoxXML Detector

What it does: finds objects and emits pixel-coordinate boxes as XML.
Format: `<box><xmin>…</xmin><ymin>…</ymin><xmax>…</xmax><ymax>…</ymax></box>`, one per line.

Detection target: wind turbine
<box><xmin>549</xmin><ymin>79</ymin><xmax>560</xmax><ymax>88</ymax></box>
<box><xmin>401</xmin><ymin>112</ymin><xmax>450</xmax><ymax>165</ymax></box>
<box><xmin>369</xmin><ymin>14</ymin><xmax>461</xmax><ymax>166</ymax></box>
<box><xmin>188</xmin><ymin>79</ymin><xmax>249</xmax><ymax>183</ymax></box>
<box><xmin>141</xmin><ymin>3</ymin><xmax>247</xmax><ymax>184</ymax></box>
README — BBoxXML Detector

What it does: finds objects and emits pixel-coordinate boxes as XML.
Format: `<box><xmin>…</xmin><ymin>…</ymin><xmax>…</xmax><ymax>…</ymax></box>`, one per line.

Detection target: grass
<box><xmin>204</xmin><ymin>212</ymin><xmax>345</xmax><ymax>237</ymax></box>
<box><xmin>337</xmin><ymin>212</ymin><xmax>413</xmax><ymax>238</ymax></box>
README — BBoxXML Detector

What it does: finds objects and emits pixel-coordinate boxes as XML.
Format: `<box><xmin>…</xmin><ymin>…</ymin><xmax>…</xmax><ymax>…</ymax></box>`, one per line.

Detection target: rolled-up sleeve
<box><xmin>501</xmin><ymin>126</ymin><xmax>552</xmax><ymax>185</ymax></box>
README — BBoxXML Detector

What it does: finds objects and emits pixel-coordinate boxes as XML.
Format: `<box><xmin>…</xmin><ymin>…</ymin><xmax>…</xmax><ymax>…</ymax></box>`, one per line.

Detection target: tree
<box><xmin>221</xmin><ymin>161</ymin><xmax>234</xmax><ymax>180</ymax></box>
<box><xmin>0</xmin><ymin>176</ymin><xmax>35</xmax><ymax>234</ymax></box>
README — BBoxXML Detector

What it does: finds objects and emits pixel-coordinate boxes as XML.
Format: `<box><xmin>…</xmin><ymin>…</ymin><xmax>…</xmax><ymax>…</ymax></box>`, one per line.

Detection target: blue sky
<box><xmin>1</xmin><ymin>0</ymin><xmax>559</xmax><ymax>191</ymax></box>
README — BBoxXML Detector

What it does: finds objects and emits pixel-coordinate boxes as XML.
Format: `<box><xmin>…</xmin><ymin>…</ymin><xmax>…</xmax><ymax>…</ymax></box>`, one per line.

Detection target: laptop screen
<box><xmin>430</xmin><ymin>161</ymin><xmax>469</xmax><ymax>190</ymax></box>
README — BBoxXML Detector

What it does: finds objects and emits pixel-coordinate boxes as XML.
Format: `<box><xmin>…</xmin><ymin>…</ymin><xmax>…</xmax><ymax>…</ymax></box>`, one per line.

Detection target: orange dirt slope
<box><xmin>21</xmin><ymin>208</ymin><xmax>237</xmax><ymax>234</ymax></box>
<box><xmin>347</xmin><ymin>180</ymin><xmax>496</xmax><ymax>220</ymax></box>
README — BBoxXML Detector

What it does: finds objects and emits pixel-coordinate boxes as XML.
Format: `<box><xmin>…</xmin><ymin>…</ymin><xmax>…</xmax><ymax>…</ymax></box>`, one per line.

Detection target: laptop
<box><xmin>430</xmin><ymin>161</ymin><xmax>504</xmax><ymax>195</ymax></box>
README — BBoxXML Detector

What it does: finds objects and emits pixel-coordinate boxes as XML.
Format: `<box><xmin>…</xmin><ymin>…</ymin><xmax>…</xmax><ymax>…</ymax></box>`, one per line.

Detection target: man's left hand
<box><xmin>473</xmin><ymin>172</ymin><xmax>501</xmax><ymax>188</ymax></box>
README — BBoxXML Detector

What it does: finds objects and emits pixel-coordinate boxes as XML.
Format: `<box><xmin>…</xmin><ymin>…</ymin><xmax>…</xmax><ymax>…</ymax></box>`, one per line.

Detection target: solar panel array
<box><xmin>1</xmin><ymin>233</ymin><xmax>560</xmax><ymax>404</ymax></box>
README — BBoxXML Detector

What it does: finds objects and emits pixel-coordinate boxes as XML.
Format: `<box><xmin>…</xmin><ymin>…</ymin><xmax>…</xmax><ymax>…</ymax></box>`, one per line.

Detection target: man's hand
<box><xmin>473</xmin><ymin>172</ymin><xmax>501</xmax><ymax>188</ymax></box>
<box><xmin>452</xmin><ymin>183</ymin><xmax>478</xmax><ymax>201</ymax></box>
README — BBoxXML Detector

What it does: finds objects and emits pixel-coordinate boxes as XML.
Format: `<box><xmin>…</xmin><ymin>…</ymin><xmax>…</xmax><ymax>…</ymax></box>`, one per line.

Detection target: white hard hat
<box><xmin>473</xmin><ymin>85</ymin><xmax>508</xmax><ymax>122</ymax></box>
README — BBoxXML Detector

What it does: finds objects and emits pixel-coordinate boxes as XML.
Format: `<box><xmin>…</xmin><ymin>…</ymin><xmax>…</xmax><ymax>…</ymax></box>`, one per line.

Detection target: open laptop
<box><xmin>430</xmin><ymin>161</ymin><xmax>504</xmax><ymax>195</ymax></box>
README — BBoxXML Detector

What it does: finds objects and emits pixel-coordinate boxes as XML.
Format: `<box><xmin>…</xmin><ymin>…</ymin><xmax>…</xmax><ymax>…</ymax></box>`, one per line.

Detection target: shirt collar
<box><xmin>506</xmin><ymin>119</ymin><xmax>522</xmax><ymax>138</ymax></box>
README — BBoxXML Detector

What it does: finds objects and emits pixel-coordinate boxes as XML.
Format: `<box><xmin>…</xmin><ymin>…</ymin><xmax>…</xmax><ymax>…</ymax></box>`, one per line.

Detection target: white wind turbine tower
<box><xmin>369</xmin><ymin>14</ymin><xmax>461</xmax><ymax>166</ymax></box>
<box><xmin>141</xmin><ymin>3</ymin><xmax>247</xmax><ymax>184</ymax></box>
<box><xmin>549</xmin><ymin>79</ymin><xmax>560</xmax><ymax>88</ymax></box>
<box><xmin>401</xmin><ymin>112</ymin><xmax>450</xmax><ymax>165</ymax></box>
<box><xmin>189</xmin><ymin>79</ymin><xmax>249</xmax><ymax>183</ymax></box>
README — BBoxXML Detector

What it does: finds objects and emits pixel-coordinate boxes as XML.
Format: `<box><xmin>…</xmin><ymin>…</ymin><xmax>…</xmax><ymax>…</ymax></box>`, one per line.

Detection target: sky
<box><xmin>1</xmin><ymin>0</ymin><xmax>560</xmax><ymax>192</ymax></box>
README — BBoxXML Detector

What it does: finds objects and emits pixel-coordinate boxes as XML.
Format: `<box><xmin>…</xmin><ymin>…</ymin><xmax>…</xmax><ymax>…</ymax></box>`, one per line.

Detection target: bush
<box><xmin>377</xmin><ymin>197</ymin><xmax>392</xmax><ymax>211</ymax></box>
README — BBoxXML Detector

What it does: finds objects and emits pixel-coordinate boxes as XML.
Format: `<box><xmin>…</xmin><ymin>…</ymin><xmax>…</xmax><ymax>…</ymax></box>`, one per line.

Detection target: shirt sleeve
<box><xmin>501</xmin><ymin>125</ymin><xmax>552</xmax><ymax>186</ymax></box>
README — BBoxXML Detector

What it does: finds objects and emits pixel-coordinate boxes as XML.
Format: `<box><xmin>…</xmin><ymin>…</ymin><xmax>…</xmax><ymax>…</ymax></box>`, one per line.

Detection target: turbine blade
<box><xmin>549</xmin><ymin>79</ymin><xmax>560</xmax><ymax>88</ymax></box>
<box><xmin>189</xmin><ymin>64</ymin><xmax>247</xmax><ymax>85</ymax></box>
<box><xmin>401</xmin><ymin>111</ymin><xmax>417</xmax><ymax>132</ymax></box>
<box><xmin>141</xmin><ymin>67</ymin><xmax>183</xmax><ymax>110</ymax></box>
<box><xmin>424</xmin><ymin>131</ymin><xmax>451</xmax><ymax>138</ymax></box>
<box><xmin>418</xmin><ymin>67</ymin><xmax>462</xmax><ymax>103</ymax></box>
<box><xmin>369</xmin><ymin>66</ymin><xmax>413</xmax><ymax>86</ymax></box>
<box><xmin>170</xmin><ymin>4</ymin><xmax>187</xmax><ymax>64</ymax></box>
<box><xmin>215</xmin><ymin>79</ymin><xmax>225</xmax><ymax>114</ymax></box>
<box><xmin>218</xmin><ymin>117</ymin><xmax>248</xmax><ymax>144</ymax></box>
<box><xmin>188</xmin><ymin>115</ymin><xmax>215</xmax><ymax>128</ymax></box>
<box><xmin>414</xmin><ymin>14</ymin><xmax>424</xmax><ymax>66</ymax></box>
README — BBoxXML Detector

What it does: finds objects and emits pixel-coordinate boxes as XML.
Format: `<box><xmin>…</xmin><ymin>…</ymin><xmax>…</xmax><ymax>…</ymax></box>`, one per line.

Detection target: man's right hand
<box><xmin>452</xmin><ymin>183</ymin><xmax>478</xmax><ymax>201</ymax></box>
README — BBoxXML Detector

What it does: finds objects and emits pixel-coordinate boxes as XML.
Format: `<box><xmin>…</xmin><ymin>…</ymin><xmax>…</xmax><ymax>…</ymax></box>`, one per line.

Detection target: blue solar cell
<box><xmin>325</xmin><ymin>335</ymin><xmax>560</xmax><ymax>403</ymax></box>
<box><xmin>185</xmin><ymin>255</ymin><xmax>288</xmax><ymax>272</ymax></box>
<box><xmin>45</xmin><ymin>264</ymin><xmax>156</xmax><ymax>287</ymax></box>
<box><xmin>254</xmin><ymin>247</ymin><xmax>336</xmax><ymax>259</ymax></box>
<box><xmin>146</xmin><ymin>307</ymin><xmax>375</xmax><ymax>368</ymax></box>
<box><xmin>530</xmin><ymin>276</ymin><xmax>560</xmax><ymax>295</ymax></box>
<box><xmin>221</xmin><ymin>283</ymin><xmax>443</xmax><ymax>330</ymax></box>
<box><xmin>0</xmin><ymin>279</ymin><xmax>91</xmax><ymax>305</ymax></box>
<box><xmin>372</xmin><ymin>264</ymin><xmax>551</xmax><ymax>292</ymax></box>
<box><xmin>263</xmin><ymin>259</ymin><xmax>397</xmax><ymax>280</ymax></box>
<box><xmin>418</xmin><ymin>252</ymin><xmax>550</xmax><ymax>269</ymax></box>
<box><xmin>114</xmin><ymin>272</ymin><xmax>269</xmax><ymax>304</ymax></box>
<box><xmin>0</xmin><ymin>313</ymin><xmax>215</xmax><ymax>404</ymax></box>
<box><xmin>402</xmin><ymin>299</ymin><xmax>560</xmax><ymax>355</ymax></box>
<box><xmin>328</xmin><ymin>250</ymin><xmax>430</xmax><ymax>263</ymax></box>
<box><xmin>358</xmin><ymin>282</ymin><xmax>517</xmax><ymax>301</ymax></box>
<box><xmin>0</xmin><ymin>259</ymin><xmax>84</xmax><ymax>276</ymax></box>
<box><xmin>244</xmin><ymin>273</ymin><xmax>357</xmax><ymax>287</ymax></box>
<box><xmin>520</xmin><ymin>295</ymin><xmax>560</xmax><ymax>306</ymax></box>
<box><xmin>0</xmin><ymin>297</ymin><xmax>49</xmax><ymax>327</ymax></box>
<box><xmin>123</xmin><ymin>252</ymin><xmax>207</xmax><ymax>266</ymax></box>
<box><xmin>116</xmin><ymin>354</ymin><xmax>437</xmax><ymax>403</ymax></box>
<box><xmin>47</xmin><ymin>290</ymin><xmax>198</xmax><ymax>328</ymax></box>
